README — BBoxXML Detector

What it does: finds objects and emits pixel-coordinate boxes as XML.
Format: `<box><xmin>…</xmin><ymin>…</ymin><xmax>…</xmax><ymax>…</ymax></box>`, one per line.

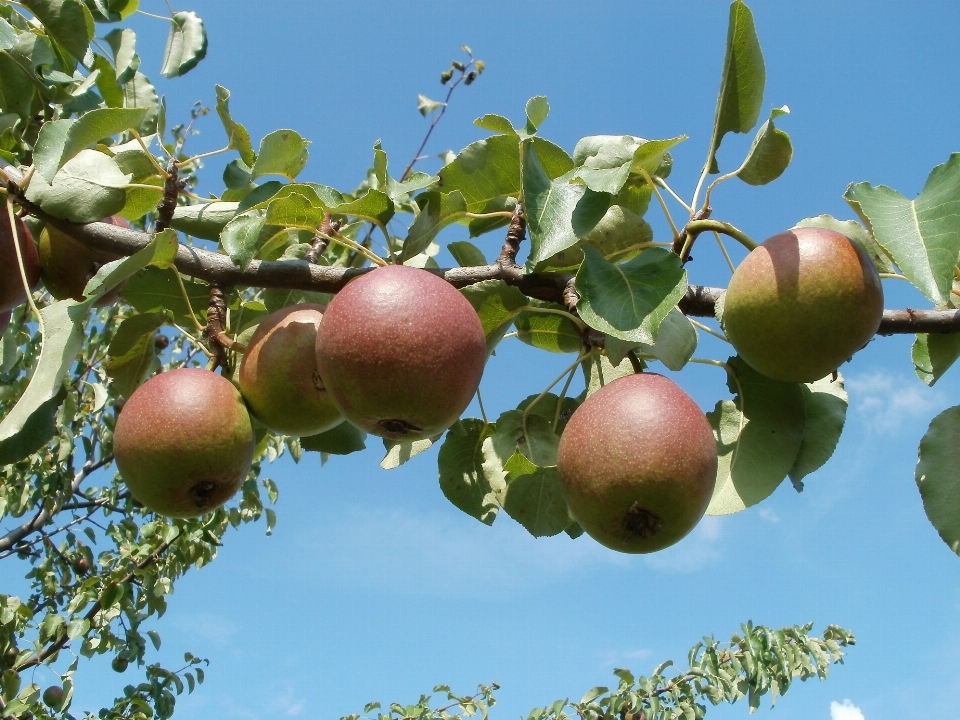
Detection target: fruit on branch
<box><xmin>0</xmin><ymin>213</ymin><xmax>39</xmax><ymax>312</ymax></box>
<box><xmin>722</xmin><ymin>226</ymin><xmax>883</xmax><ymax>383</ymax></box>
<box><xmin>42</xmin><ymin>685</ymin><xmax>64</xmax><ymax>710</ymax></box>
<box><xmin>39</xmin><ymin>216</ymin><xmax>130</xmax><ymax>303</ymax></box>
<box><xmin>557</xmin><ymin>373</ymin><xmax>717</xmax><ymax>553</ymax></box>
<box><xmin>113</xmin><ymin>367</ymin><xmax>255</xmax><ymax>518</ymax></box>
<box><xmin>239</xmin><ymin>304</ymin><xmax>344</xmax><ymax>436</ymax></box>
<box><xmin>315</xmin><ymin>265</ymin><xmax>487</xmax><ymax>441</ymax></box>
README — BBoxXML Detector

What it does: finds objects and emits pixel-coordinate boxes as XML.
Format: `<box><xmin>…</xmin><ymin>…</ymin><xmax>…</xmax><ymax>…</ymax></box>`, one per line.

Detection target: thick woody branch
<box><xmin>20</xmin><ymin>207</ymin><xmax>960</xmax><ymax>337</ymax></box>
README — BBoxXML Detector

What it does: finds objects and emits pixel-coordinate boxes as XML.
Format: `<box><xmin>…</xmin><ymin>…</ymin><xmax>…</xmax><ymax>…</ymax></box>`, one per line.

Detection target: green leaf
<box><xmin>788</xmin><ymin>373</ymin><xmax>847</xmax><ymax>489</ymax></box>
<box><xmin>400</xmin><ymin>191</ymin><xmax>466</xmax><ymax>262</ymax></box>
<box><xmin>448</xmin><ymin>240</ymin><xmax>487</xmax><ymax>267</ymax></box>
<box><xmin>121</xmin><ymin>71</ymin><xmax>159</xmax><ymax>134</ymax></box>
<box><xmin>214</xmin><ymin>85</ymin><xmax>256</xmax><ymax>166</ymax></box>
<box><xmin>0</xmin><ymin>389</ymin><xmax>65</xmax><ymax>466</ymax></box>
<box><xmin>736</xmin><ymin>106</ymin><xmax>792</xmax><ymax>186</ymax></box>
<box><xmin>523</xmin><ymin>143</ymin><xmax>610</xmax><ymax>267</ymax></box>
<box><xmin>263</xmin><ymin>190</ymin><xmax>326</xmax><ymax>230</ymax></box>
<box><xmin>916</xmin><ymin>405</ymin><xmax>960</xmax><ymax>557</ymax></box>
<box><xmin>33</xmin><ymin>107</ymin><xmax>149</xmax><ymax>181</ymax></box>
<box><xmin>91</xmin><ymin>53</ymin><xmax>123</xmax><ymax>108</ymax></box>
<box><xmin>160</xmin><ymin>11</ymin><xmax>207</xmax><ymax>78</ymax></box>
<box><xmin>103</xmin><ymin>312</ymin><xmax>166</xmax><ymax>397</ymax></box>
<box><xmin>845</xmin><ymin>153</ymin><xmax>960</xmax><ymax>306</ymax></box>
<box><xmin>300</xmin><ymin>422</ymin><xmax>366</xmax><ymax>455</ymax></box>
<box><xmin>533</xmin><ymin>204</ymin><xmax>653</xmax><ymax>271</ymax></box>
<box><xmin>120</xmin><ymin>267</ymin><xmax>207</xmax><ymax>327</ymax></box>
<box><xmin>631</xmin><ymin>136</ymin><xmax>686</xmax><ymax>177</ymax></box>
<box><xmin>170</xmin><ymin>201</ymin><xmax>239</xmax><ymax>240</ymax></box>
<box><xmin>381</xmin><ymin>436</ymin><xmax>438</xmax><ymax>469</ymax></box>
<box><xmin>103</xmin><ymin>27</ymin><xmax>139</xmax><ymax>84</ymax></box>
<box><xmin>492</xmin><ymin>410</ymin><xmax>560</xmax><ymax>468</ymax></box>
<box><xmin>524</xmin><ymin>95</ymin><xmax>549</xmax><ymax>134</ymax></box>
<box><xmin>22</xmin><ymin>0</ymin><xmax>94</xmax><ymax>61</ymax></box>
<box><xmin>707</xmin><ymin>0</ymin><xmax>765</xmax><ymax>173</ymax></box>
<box><xmin>437</xmin><ymin>419</ymin><xmax>504</xmax><ymax>525</ymax></box>
<box><xmin>706</xmin><ymin>357</ymin><xmax>806</xmax><ymax>515</ymax></box>
<box><xmin>251</xmin><ymin>129</ymin><xmax>310</xmax><ymax>181</ymax></box>
<box><xmin>0</xmin><ymin>233</ymin><xmax>174</xmax><ymax>462</ymax></box>
<box><xmin>220</xmin><ymin>209</ymin><xmax>268</xmax><ymax>269</ymax></box>
<box><xmin>635</xmin><ymin>307</ymin><xmax>698</xmax><ymax>371</ymax></box>
<box><xmin>576</xmin><ymin>246</ymin><xmax>687</xmax><ymax>344</ymax></box>
<box><xmin>0</xmin><ymin>50</ymin><xmax>36</xmax><ymax>121</ymax></box>
<box><xmin>333</xmin><ymin>189</ymin><xmax>394</xmax><ymax>226</ymax></box>
<box><xmin>501</xmin><ymin>453</ymin><xmax>574</xmax><ymax>538</ymax></box>
<box><xmin>459</xmin><ymin>280</ymin><xmax>528</xmax><ymax>354</ymax></box>
<box><xmin>417</xmin><ymin>94</ymin><xmax>445</xmax><ymax>116</ymax></box>
<box><xmin>513</xmin><ymin>301</ymin><xmax>583</xmax><ymax>354</ymax></box>
<box><xmin>913</xmin><ymin>332</ymin><xmax>960</xmax><ymax>387</ymax></box>
<box><xmin>25</xmin><ymin>149</ymin><xmax>129</xmax><ymax>222</ymax></box>
<box><xmin>793</xmin><ymin>215</ymin><xmax>895</xmax><ymax>274</ymax></box>
<box><xmin>579</xmin><ymin>353</ymin><xmax>634</xmax><ymax>399</ymax></box>
<box><xmin>473</xmin><ymin>113</ymin><xmax>516</xmax><ymax>136</ymax></box>
<box><xmin>438</xmin><ymin>134</ymin><xmax>572</xmax><ymax>214</ymax></box>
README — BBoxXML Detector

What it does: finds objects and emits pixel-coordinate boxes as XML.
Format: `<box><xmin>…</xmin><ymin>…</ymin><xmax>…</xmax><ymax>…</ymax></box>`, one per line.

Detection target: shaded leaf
<box><xmin>121</xmin><ymin>71</ymin><xmax>159</xmax><ymax>134</ymax></box>
<box><xmin>708</xmin><ymin>0</ymin><xmax>765</xmax><ymax>173</ymax></box>
<box><xmin>576</xmin><ymin>246</ymin><xmax>687</xmax><ymax>344</ymax></box>
<box><xmin>171</xmin><ymin>201</ymin><xmax>239</xmax><ymax>241</ymax></box>
<box><xmin>736</xmin><ymin>106</ymin><xmax>792</xmax><ymax>186</ymax></box>
<box><xmin>160</xmin><ymin>10</ymin><xmax>207</xmax><ymax>78</ymax></box>
<box><xmin>579</xmin><ymin>353</ymin><xmax>634</xmax><ymax>399</ymax></box>
<box><xmin>214</xmin><ymin>84</ymin><xmax>256</xmax><ymax>166</ymax></box>
<box><xmin>437</xmin><ymin>419</ymin><xmax>504</xmax><ymax>525</ymax></box>
<box><xmin>491</xmin><ymin>409</ymin><xmax>560</xmax><ymax>468</ymax></box>
<box><xmin>120</xmin><ymin>267</ymin><xmax>207</xmax><ymax>327</ymax></box>
<box><xmin>501</xmin><ymin>453</ymin><xmax>574</xmax><ymax>538</ymax></box>
<box><xmin>788</xmin><ymin>374</ymin><xmax>847</xmax><ymax>489</ymax></box>
<box><xmin>913</xmin><ymin>332</ymin><xmax>960</xmax><ymax>387</ymax></box>
<box><xmin>300</xmin><ymin>422</ymin><xmax>366</xmax><ymax>455</ymax></box>
<box><xmin>448</xmin><ymin>240</ymin><xmax>487</xmax><ymax>267</ymax></box>
<box><xmin>381</xmin><ymin>436</ymin><xmax>438</xmax><ymax>469</ymax></box>
<box><xmin>23</xmin><ymin>0</ymin><xmax>94</xmax><ymax>61</ymax></box>
<box><xmin>706</xmin><ymin>357</ymin><xmax>806</xmax><ymax>515</ymax></box>
<box><xmin>513</xmin><ymin>301</ymin><xmax>584</xmax><ymax>354</ymax></box>
<box><xmin>220</xmin><ymin>209</ymin><xmax>268</xmax><ymax>269</ymax></box>
<box><xmin>915</xmin><ymin>406</ymin><xmax>960</xmax><ymax>557</ymax></box>
<box><xmin>635</xmin><ymin>307</ymin><xmax>698</xmax><ymax>371</ymax></box>
<box><xmin>533</xmin><ymin>204</ymin><xmax>653</xmax><ymax>271</ymax></box>
<box><xmin>104</xmin><ymin>311</ymin><xmax>165</xmax><ymax>397</ymax></box>
<box><xmin>400</xmin><ymin>191</ymin><xmax>465</xmax><ymax>262</ymax></box>
<box><xmin>459</xmin><ymin>280</ymin><xmax>528</xmax><ymax>354</ymax></box>
<box><xmin>845</xmin><ymin>153</ymin><xmax>960</xmax><ymax>306</ymax></box>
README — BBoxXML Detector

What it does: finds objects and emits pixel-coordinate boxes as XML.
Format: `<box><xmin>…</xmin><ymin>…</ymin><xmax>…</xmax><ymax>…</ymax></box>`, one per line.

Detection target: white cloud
<box><xmin>830</xmin><ymin>699</ymin><xmax>865</xmax><ymax>720</ymax></box>
<box><xmin>758</xmin><ymin>507</ymin><xmax>780</xmax><ymax>524</ymax></box>
<box><xmin>845</xmin><ymin>370</ymin><xmax>939</xmax><ymax>434</ymax></box>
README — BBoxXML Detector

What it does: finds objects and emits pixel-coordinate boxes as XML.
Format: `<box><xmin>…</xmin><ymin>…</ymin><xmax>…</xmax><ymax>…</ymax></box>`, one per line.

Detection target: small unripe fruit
<box><xmin>0</xmin><ymin>214</ymin><xmax>39</xmax><ymax>312</ymax></box>
<box><xmin>722</xmin><ymin>227</ymin><xmax>884</xmax><ymax>383</ymax></box>
<box><xmin>73</xmin><ymin>556</ymin><xmax>90</xmax><ymax>574</ymax></box>
<box><xmin>111</xmin><ymin>656</ymin><xmax>129</xmax><ymax>673</ymax></box>
<box><xmin>39</xmin><ymin>216</ymin><xmax>130</xmax><ymax>304</ymax></box>
<box><xmin>42</xmin><ymin>685</ymin><xmax>64</xmax><ymax>710</ymax></box>
<box><xmin>239</xmin><ymin>304</ymin><xmax>343</xmax><ymax>436</ymax></box>
<box><xmin>557</xmin><ymin>373</ymin><xmax>718</xmax><ymax>554</ymax></box>
<box><xmin>113</xmin><ymin>367</ymin><xmax>255</xmax><ymax>518</ymax></box>
<box><xmin>315</xmin><ymin>265</ymin><xmax>486</xmax><ymax>441</ymax></box>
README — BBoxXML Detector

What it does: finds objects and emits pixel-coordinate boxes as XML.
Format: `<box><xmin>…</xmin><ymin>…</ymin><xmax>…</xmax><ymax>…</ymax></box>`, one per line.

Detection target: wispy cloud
<box><xmin>758</xmin><ymin>507</ymin><xmax>780</xmax><ymax>524</ymax></box>
<box><xmin>845</xmin><ymin>370</ymin><xmax>940</xmax><ymax>434</ymax></box>
<box><xmin>831</xmin><ymin>699</ymin><xmax>865</xmax><ymax>720</ymax></box>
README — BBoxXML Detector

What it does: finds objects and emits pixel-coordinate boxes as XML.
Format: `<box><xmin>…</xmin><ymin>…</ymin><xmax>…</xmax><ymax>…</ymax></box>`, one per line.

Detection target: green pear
<box><xmin>42</xmin><ymin>685</ymin><xmax>64</xmax><ymax>710</ymax></box>
<box><xmin>0</xmin><ymin>214</ymin><xmax>39</xmax><ymax>312</ymax></box>
<box><xmin>39</xmin><ymin>216</ymin><xmax>130</xmax><ymax>304</ymax></box>
<box><xmin>315</xmin><ymin>265</ymin><xmax>486</xmax><ymax>441</ymax></box>
<box><xmin>113</xmin><ymin>367</ymin><xmax>255</xmax><ymax>518</ymax></box>
<box><xmin>557</xmin><ymin>373</ymin><xmax>718</xmax><ymax>554</ymax></box>
<box><xmin>722</xmin><ymin>226</ymin><xmax>883</xmax><ymax>383</ymax></box>
<box><xmin>239</xmin><ymin>303</ymin><xmax>343</xmax><ymax>436</ymax></box>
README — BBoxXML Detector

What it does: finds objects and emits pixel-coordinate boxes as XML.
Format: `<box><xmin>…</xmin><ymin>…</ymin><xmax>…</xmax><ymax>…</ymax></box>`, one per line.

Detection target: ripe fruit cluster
<box><xmin>114</xmin><ymin>265</ymin><xmax>488</xmax><ymax>518</ymax></box>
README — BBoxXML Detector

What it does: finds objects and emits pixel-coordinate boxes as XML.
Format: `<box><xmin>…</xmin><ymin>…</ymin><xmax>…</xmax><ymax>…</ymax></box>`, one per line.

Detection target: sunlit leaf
<box><xmin>215</xmin><ymin>85</ymin><xmax>256</xmax><ymax>166</ymax></box>
<box><xmin>25</xmin><ymin>149</ymin><xmax>130</xmax><ymax>222</ymax></box>
<box><xmin>160</xmin><ymin>10</ymin><xmax>207</xmax><ymax>78</ymax></box>
<box><xmin>735</xmin><ymin>106</ymin><xmax>792</xmax><ymax>186</ymax></box>
<box><xmin>250</xmin><ymin>129</ymin><xmax>310</xmax><ymax>181</ymax></box>
<box><xmin>33</xmin><ymin>107</ymin><xmax>148</xmax><ymax>180</ymax></box>
<box><xmin>23</xmin><ymin>0</ymin><xmax>94</xmax><ymax>61</ymax></box>
<box><xmin>788</xmin><ymin>373</ymin><xmax>847</xmax><ymax>489</ymax></box>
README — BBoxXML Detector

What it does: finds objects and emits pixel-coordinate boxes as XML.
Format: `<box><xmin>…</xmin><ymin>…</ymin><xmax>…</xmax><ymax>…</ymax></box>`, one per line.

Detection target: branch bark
<box><xmin>20</xmin><ymin>207</ymin><xmax>960</xmax><ymax>337</ymax></box>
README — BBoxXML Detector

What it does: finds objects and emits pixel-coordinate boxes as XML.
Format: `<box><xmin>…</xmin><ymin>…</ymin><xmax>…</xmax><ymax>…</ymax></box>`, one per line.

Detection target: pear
<box><xmin>722</xmin><ymin>227</ymin><xmax>883</xmax><ymax>383</ymax></box>
<box><xmin>113</xmin><ymin>367</ymin><xmax>255</xmax><ymax>518</ymax></box>
<box><xmin>557</xmin><ymin>373</ymin><xmax>717</xmax><ymax>553</ymax></box>
<box><xmin>0</xmin><ymin>214</ymin><xmax>39</xmax><ymax>312</ymax></box>
<box><xmin>315</xmin><ymin>265</ymin><xmax>486</xmax><ymax>441</ymax></box>
<box><xmin>39</xmin><ymin>216</ymin><xmax>130</xmax><ymax>304</ymax></box>
<box><xmin>239</xmin><ymin>304</ymin><xmax>343</xmax><ymax>436</ymax></box>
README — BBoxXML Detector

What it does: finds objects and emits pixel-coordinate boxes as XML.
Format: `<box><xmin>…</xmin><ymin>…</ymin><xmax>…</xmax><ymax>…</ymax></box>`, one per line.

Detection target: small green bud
<box><xmin>440</xmin><ymin>70</ymin><xmax>453</xmax><ymax>84</ymax></box>
<box><xmin>452</xmin><ymin>61</ymin><xmax>465</xmax><ymax>71</ymax></box>
<box><xmin>464</xmin><ymin>71</ymin><xmax>477</xmax><ymax>86</ymax></box>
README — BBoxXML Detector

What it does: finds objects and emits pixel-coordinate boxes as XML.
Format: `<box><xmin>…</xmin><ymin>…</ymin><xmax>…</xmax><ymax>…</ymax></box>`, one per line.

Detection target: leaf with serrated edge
<box><xmin>160</xmin><ymin>10</ymin><xmax>207</xmax><ymax>78</ymax></box>
<box><xmin>916</xmin><ymin>406</ymin><xmax>960</xmax><ymax>556</ymax></box>
<box><xmin>524</xmin><ymin>95</ymin><xmax>549</xmax><ymax>134</ymax></box>
<box><xmin>793</xmin><ymin>215</ymin><xmax>895</xmax><ymax>275</ymax></box>
<box><xmin>845</xmin><ymin>153</ymin><xmax>960</xmax><ymax>306</ymax></box>
<box><xmin>438</xmin><ymin>419</ymin><xmax>504</xmax><ymax>525</ymax></box>
<box><xmin>788</xmin><ymin>374</ymin><xmax>847</xmax><ymax>488</ymax></box>
<box><xmin>707</xmin><ymin>0</ymin><xmax>765</xmax><ymax>173</ymax></box>
<box><xmin>576</xmin><ymin>246</ymin><xmax>687</xmax><ymax>344</ymax></box>
<box><xmin>706</xmin><ymin>357</ymin><xmax>806</xmax><ymax>515</ymax></box>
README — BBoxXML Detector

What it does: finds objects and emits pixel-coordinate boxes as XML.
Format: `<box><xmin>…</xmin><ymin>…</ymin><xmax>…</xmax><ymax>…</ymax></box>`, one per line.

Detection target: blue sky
<box><xmin>39</xmin><ymin>1</ymin><xmax>960</xmax><ymax>718</ymax></box>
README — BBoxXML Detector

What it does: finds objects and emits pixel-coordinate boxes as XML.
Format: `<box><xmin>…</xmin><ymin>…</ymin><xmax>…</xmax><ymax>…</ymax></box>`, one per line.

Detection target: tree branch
<box><xmin>18</xmin><ymin>205</ymin><xmax>960</xmax><ymax>337</ymax></box>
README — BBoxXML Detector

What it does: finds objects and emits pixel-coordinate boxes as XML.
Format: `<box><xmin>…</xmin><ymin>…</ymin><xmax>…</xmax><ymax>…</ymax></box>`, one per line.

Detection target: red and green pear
<box><xmin>0</xmin><ymin>214</ymin><xmax>39</xmax><ymax>312</ymax></box>
<box><xmin>39</xmin><ymin>216</ymin><xmax>131</xmax><ymax>304</ymax></box>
